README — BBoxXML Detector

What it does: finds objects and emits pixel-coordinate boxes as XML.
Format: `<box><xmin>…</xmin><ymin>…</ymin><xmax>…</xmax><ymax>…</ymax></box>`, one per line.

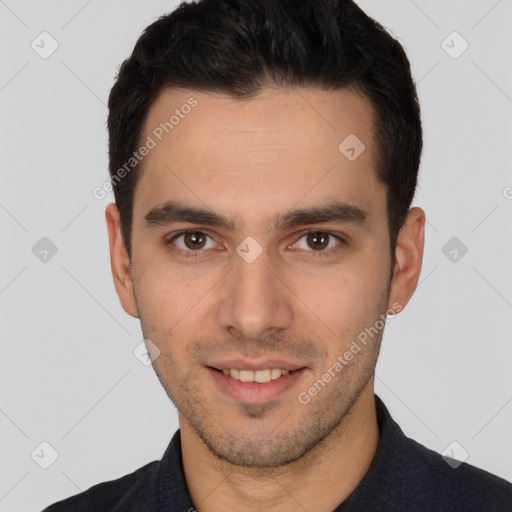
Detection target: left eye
<box><xmin>292</xmin><ymin>231</ymin><xmax>342</xmax><ymax>252</ymax></box>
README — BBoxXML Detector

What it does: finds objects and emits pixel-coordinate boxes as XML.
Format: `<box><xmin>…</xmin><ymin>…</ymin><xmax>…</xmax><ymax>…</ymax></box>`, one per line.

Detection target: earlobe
<box><xmin>388</xmin><ymin>207</ymin><xmax>425</xmax><ymax>312</ymax></box>
<box><xmin>105</xmin><ymin>203</ymin><xmax>140</xmax><ymax>318</ymax></box>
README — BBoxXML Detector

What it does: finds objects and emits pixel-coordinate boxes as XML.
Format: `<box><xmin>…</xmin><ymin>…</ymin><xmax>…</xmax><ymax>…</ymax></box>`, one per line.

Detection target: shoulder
<box><xmin>397</xmin><ymin>434</ymin><xmax>512</xmax><ymax>510</ymax></box>
<box><xmin>41</xmin><ymin>429</ymin><xmax>191</xmax><ymax>511</ymax></box>
<box><xmin>41</xmin><ymin>460</ymin><xmax>159</xmax><ymax>512</ymax></box>
<box><xmin>360</xmin><ymin>396</ymin><xmax>512</xmax><ymax>511</ymax></box>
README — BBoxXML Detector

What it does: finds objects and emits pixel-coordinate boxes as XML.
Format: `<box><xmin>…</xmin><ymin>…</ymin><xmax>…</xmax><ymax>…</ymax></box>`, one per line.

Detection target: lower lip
<box><xmin>207</xmin><ymin>367</ymin><xmax>306</xmax><ymax>403</ymax></box>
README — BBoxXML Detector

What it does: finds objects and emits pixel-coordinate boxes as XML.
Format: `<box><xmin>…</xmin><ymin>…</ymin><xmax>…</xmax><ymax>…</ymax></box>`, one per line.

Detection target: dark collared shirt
<box><xmin>42</xmin><ymin>395</ymin><xmax>512</xmax><ymax>511</ymax></box>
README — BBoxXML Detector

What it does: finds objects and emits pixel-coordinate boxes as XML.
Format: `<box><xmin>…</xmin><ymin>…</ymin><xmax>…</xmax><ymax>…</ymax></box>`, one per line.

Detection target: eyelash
<box><xmin>164</xmin><ymin>229</ymin><xmax>347</xmax><ymax>259</ymax></box>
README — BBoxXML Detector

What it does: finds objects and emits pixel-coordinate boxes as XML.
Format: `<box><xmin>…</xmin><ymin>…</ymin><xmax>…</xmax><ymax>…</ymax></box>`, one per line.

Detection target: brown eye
<box><xmin>183</xmin><ymin>231</ymin><xmax>207</xmax><ymax>250</ymax></box>
<box><xmin>168</xmin><ymin>230</ymin><xmax>217</xmax><ymax>253</ymax></box>
<box><xmin>306</xmin><ymin>232</ymin><xmax>330</xmax><ymax>251</ymax></box>
<box><xmin>291</xmin><ymin>231</ymin><xmax>344</xmax><ymax>256</ymax></box>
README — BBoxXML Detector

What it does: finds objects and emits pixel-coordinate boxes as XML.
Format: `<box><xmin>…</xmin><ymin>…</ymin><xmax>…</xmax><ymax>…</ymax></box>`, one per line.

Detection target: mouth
<box><xmin>206</xmin><ymin>366</ymin><xmax>307</xmax><ymax>403</ymax></box>
<box><xmin>213</xmin><ymin>368</ymin><xmax>292</xmax><ymax>383</ymax></box>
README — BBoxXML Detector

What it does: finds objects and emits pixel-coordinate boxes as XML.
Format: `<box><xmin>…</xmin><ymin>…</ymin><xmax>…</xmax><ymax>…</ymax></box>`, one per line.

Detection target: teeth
<box><xmin>271</xmin><ymin>368</ymin><xmax>282</xmax><ymax>379</ymax></box>
<box><xmin>221</xmin><ymin>369</ymin><xmax>291</xmax><ymax>383</ymax></box>
<box><xmin>255</xmin><ymin>369</ymin><xmax>271</xmax><ymax>383</ymax></box>
<box><xmin>240</xmin><ymin>370</ymin><xmax>254</xmax><ymax>382</ymax></box>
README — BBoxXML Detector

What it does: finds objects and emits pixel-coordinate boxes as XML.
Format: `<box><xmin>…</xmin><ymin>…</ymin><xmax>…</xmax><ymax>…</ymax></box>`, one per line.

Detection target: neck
<box><xmin>181</xmin><ymin>383</ymin><xmax>379</xmax><ymax>512</ymax></box>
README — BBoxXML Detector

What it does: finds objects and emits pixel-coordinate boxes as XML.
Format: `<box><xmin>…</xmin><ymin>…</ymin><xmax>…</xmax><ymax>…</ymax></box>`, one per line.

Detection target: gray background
<box><xmin>1</xmin><ymin>1</ymin><xmax>511</xmax><ymax>510</ymax></box>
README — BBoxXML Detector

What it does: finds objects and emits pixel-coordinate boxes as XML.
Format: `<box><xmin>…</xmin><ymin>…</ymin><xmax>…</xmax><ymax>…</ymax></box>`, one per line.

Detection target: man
<box><xmin>43</xmin><ymin>0</ymin><xmax>511</xmax><ymax>510</ymax></box>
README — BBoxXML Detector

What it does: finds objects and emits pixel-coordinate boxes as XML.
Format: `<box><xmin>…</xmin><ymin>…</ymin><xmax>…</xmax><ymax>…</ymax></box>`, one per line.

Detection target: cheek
<box><xmin>314</xmin><ymin>259</ymin><xmax>387</xmax><ymax>307</ymax></box>
<box><xmin>134</xmin><ymin>263</ymin><xmax>218</xmax><ymax>341</ymax></box>
<box><xmin>301</xmin><ymin>261</ymin><xmax>389</xmax><ymax>343</ymax></box>
<box><xmin>135</xmin><ymin>274</ymin><xmax>194</xmax><ymax>379</ymax></box>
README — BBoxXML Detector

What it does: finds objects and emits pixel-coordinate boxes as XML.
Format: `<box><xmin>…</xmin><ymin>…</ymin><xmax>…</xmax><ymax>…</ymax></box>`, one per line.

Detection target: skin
<box><xmin>106</xmin><ymin>85</ymin><xmax>425</xmax><ymax>511</ymax></box>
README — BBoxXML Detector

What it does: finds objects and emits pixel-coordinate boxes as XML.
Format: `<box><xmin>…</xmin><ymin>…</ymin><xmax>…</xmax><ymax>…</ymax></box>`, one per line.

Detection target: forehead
<box><xmin>134</xmin><ymin>85</ymin><xmax>384</xmax><ymax>226</ymax></box>
<box><xmin>141</xmin><ymin>85</ymin><xmax>374</xmax><ymax>154</ymax></box>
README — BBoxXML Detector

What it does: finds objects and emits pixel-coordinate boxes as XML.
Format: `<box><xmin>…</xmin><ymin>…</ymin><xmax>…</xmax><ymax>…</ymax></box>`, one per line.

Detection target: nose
<box><xmin>216</xmin><ymin>245</ymin><xmax>294</xmax><ymax>341</ymax></box>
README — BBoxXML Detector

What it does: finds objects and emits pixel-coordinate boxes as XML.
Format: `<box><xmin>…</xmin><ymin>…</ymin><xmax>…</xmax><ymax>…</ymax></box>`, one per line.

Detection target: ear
<box><xmin>105</xmin><ymin>203</ymin><xmax>139</xmax><ymax>318</ymax></box>
<box><xmin>388</xmin><ymin>207</ymin><xmax>425</xmax><ymax>313</ymax></box>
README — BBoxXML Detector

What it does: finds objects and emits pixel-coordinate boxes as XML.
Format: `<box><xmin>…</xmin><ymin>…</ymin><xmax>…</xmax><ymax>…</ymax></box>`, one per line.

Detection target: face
<box><xmin>107</xmin><ymin>86</ymin><xmax>419</xmax><ymax>468</ymax></box>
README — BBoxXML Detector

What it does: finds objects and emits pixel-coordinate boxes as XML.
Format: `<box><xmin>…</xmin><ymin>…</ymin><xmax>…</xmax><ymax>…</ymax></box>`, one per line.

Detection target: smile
<box><xmin>207</xmin><ymin>367</ymin><xmax>306</xmax><ymax>403</ymax></box>
<box><xmin>220</xmin><ymin>368</ymin><xmax>290</xmax><ymax>383</ymax></box>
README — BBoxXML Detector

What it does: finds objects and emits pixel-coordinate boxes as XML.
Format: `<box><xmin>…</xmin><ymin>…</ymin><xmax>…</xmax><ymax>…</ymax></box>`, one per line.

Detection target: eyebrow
<box><xmin>144</xmin><ymin>200</ymin><xmax>369</xmax><ymax>232</ymax></box>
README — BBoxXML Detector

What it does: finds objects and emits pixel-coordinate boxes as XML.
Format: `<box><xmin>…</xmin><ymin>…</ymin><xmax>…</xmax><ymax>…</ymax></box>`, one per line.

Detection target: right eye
<box><xmin>166</xmin><ymin>230</ymin><xmax>219</xmax><ymax>257</ymax></box>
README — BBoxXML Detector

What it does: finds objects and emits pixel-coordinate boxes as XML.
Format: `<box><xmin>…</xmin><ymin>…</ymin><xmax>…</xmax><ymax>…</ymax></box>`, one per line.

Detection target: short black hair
<box><xmin>108</xmin><ymin>0</ymin><xmax>422</xmax><ymax>260</ymax></box>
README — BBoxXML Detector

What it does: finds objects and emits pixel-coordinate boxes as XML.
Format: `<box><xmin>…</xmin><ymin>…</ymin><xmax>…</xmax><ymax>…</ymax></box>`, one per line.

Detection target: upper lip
<box><xmin>207</xmin><ymin>358</ymin><xmax>307</xmax><ymax>372</ymax></box>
